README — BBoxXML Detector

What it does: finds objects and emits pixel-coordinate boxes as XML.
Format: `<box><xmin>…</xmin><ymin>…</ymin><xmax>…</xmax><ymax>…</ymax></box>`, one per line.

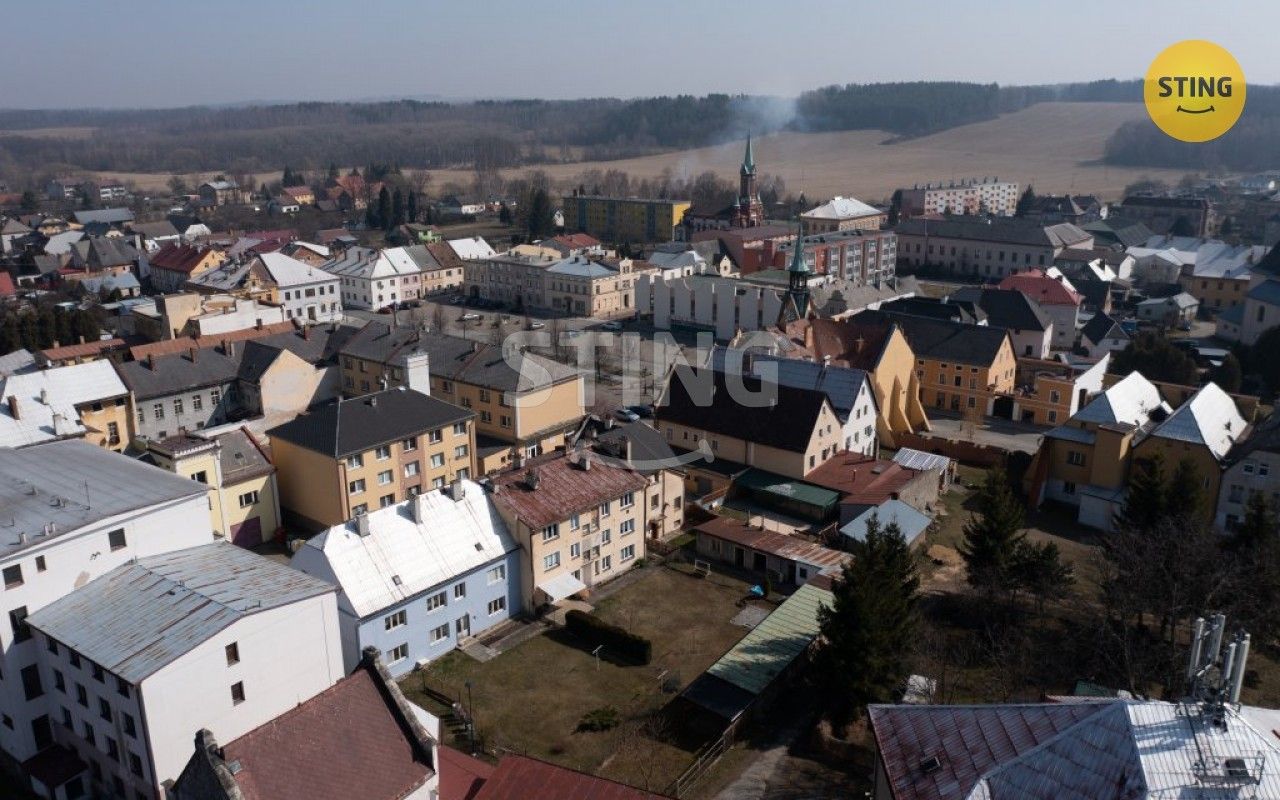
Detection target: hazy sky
<box><xmin>4</xmin><ymin>0</ymin><xmax>1278</xmax><ymax>109</ymax></box>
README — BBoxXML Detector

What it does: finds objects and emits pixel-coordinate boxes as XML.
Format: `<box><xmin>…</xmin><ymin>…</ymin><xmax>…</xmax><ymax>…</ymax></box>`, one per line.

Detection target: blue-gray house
<box><xmin>290</xmin><ymin>479</ymin><xmax>522</xmax><ymax>677</ymax></box>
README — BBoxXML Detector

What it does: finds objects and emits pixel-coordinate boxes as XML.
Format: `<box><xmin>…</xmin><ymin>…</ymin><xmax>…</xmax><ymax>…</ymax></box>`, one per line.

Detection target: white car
<box><xmin>460</xmin><ymin>313</ymin><xmax>480</xmax><ymax>322</ymax></box>
<box><xmin>529</xmin><ymin>321</ymin><xmax>546</xmax><ymax>329</ymax></box>
<box><xmin>601</xmin><ymin>321</ymin><xmax>622</xmax><ymax>331</ymax></box>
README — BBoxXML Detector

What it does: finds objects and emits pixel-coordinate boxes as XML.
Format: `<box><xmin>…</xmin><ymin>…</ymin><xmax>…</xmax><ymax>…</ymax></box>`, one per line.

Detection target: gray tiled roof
<box><xmin>895</xmin><ymin>216</ymin><xmax>1090</xmax><ymax>248</ymax></box>
<box><xmin>267</xmin><ymin>388</ymin><xmax>473</xmax><ymax>458</ymax></box>
<box><xmin>27</xmin><ymin>543</ymin><xmax>333</xmax><ymax>683</ymax></box>
<box><xmin>851</xmin><ymin>309</ymin><xmax>1011</xmax><ymax>366</ymax></box>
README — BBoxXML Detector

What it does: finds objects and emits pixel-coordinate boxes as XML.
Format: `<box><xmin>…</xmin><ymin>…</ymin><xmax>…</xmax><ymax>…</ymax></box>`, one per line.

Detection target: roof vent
<box><xmin>919</xmin><ymin>756</ymin><xmax>942</xmax><ymax>775</ymax></box>
<box><xmin>392</xmin><ymin>574</ymin><xmax>402</xmax><ymax>586</ymax></box>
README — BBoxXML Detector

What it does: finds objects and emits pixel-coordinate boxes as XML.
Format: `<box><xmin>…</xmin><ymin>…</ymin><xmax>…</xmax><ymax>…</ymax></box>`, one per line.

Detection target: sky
<box><xmin>3</xmin><ymin>0</ymin><xmax>1279</xmax><ymax>109</ymax></box>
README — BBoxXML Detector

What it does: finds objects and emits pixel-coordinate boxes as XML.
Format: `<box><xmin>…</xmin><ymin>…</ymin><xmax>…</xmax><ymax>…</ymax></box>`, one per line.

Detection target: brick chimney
<box><xmin>6</xmin><ymin>395</ymin><xmax>19</xmax><ymax>420</ymax></box>
<box><xmin>146</xmin><ymin>354</ymin><xmax>156</xmax><ymax>371</ymax></box>
<box><xmin>189</xmin><ymin>346</ymin><xmax>198</xmax><ymax>363</ymax></box>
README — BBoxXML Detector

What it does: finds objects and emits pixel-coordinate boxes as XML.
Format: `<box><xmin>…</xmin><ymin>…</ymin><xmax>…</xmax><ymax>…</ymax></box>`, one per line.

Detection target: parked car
<box><xmin>601</xmin><ymin>321</ymin><xmax>622</xmax><ymax>331</ymax></box>
<box><xmin>529</xmin><ymin>321</ymin><xmax>546</xmax><ymax>329</ymax></box>
<box><xmin>460</xmin><ymin>313</ymin><xmax>480</xmax><ymax>322</ymax></box>
<box><xmin>565</xmin><ymin>329</ymin><xmax>582</xmax><ymax>339</ymax></box>
<box><xmin>629</xmin><ymin>404</ymin><xmax>654</xmax><ymax>419</ymax></box>
<box><xmin>614</xmin><ymin>408</ymin><xmax>640</xmax><ymax>423</ymax></box>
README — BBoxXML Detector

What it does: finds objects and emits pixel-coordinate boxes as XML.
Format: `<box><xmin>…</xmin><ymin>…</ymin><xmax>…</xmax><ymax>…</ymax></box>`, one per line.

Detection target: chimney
<box><xmin>523</xmin><ymin>468</ymin><xmax>540</xmax><ymax>490</ymax></box>
<box><xmin>147</xmin><ymin>354</ymin><xmax>156</xmax><ymax>371</ymax></box>
<box><xmin>448</xmin><ymin>477</ymin><xmax>465</xmax><ymax>502</ymax></box>
<box><xmin>303</xmin><ymin>324</ymin><xmax>312</xmax><ymax>341</ymax></box>
<box><xmin>6</xmin><ymin>396</ymin><xmax>17</xmax><ymax>420</ymax></box>
<box><xmin>188</xmin><ymin>346</ymin><xmax>198</xmax><ymax>363</ymax></box>
<box><xmin>255</xmin><ymin>319</ymin><xmax>263</xmax><ymax>330</ymax></box>
<box><xmin>39</xmin><ymin>387</ymin><xmax>48</xmax><ymax>404</ymax></box>
<box><xmin>514</xmin><ymin>452</ymin><xmax>525</xmax><ymax>469</ymax></box>
<box><xmin>412</xmin><ymin>491</ymin><xmax>430</xmax><ymax>524</ymax></box>
<box><xmin>355</xmin><ymin>510</ymin><xmax>371</xmax><ymax>536</ymax></box>
<box><xmin>581</xmin><ymin>453</ymin><xmax>592</xmax><ymax>471</ymax></box>
<box><xmin>621</xmin><ymin>436</ymin><xmax>633</xmax><ymax>467</ymax></box>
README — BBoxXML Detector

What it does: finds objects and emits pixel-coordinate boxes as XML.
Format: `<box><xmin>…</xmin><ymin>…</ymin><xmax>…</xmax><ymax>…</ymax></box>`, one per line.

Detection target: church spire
<box><xmin>788</xmin><ymin>223</ymin><xmax>810</xmax><ymax>274</ymax></box>
<box><xmin>777</xmin><ymin>223</ymin><xmax>811</xmax><ymax>325</ymax></box>
<box><xmin>742</xmin><ymin>133</ymin><xmax>755</xmax><ymax>175</ymax></box>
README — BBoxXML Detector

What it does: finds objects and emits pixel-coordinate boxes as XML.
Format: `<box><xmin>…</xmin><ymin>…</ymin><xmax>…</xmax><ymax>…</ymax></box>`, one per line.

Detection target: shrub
<box><xmin>577</xmin><ymin>706</ymin><xmax>621</xmax><ymax>732</ymax></box>
<box><xmin>565</xmin><ymin>609</ymin><xmax>653</xmax><ymax>665</ymax></box>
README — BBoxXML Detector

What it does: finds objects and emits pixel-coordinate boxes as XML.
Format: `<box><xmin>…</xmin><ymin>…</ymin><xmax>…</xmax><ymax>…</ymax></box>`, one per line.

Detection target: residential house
<box><xmin>0</xmin><ymin>441</ymin><xmax>211</xmax><ymax>782</ymax></box>
<box><xmin>803</xmin><ymin>451</ymin><xmax>944</xmax><ymax>526</ymax></box>
<box><xmin>442</xmin><ymin>751</ymin><xmax>672</xmax><ymax>800</ymax></box>
<box><xmin>849</xmin><ymin>310</ymin><xmax>1017</xmax><ymax>417</ymax></box>
<box><xmin>578</xmin><ymin>420</ymin><xmax>687</xmax><ymax>540</ymax></box>
<box><xmin>1216</xmin><ymin>414</ymin><xmax>1280</xmax><ymax>531</ymax></box>
<box><xmin>26</xmin><ymin>543</ymin><xmax>343</xmax><ymax>798</ymax></box>
<box><xmin>171</xmin><ymin>649</ymin><xmax>440</xmax><ymax>800</ymax></box>
<box><xmin>770</xmin><ymin>228</ymin><xmax>898</xmax><ymax>286</ymax></box>
<box><xmin>693</xmin><ymin>515</ymin><xmax>849</xmax><ymax>586</ymax></box>
<box><xmin>543</xmin><ymin>254</ymin><xmax>637</xmax><ymax>318</ymax></box>
<box><xmin>280</xmin><ymin>185</ymin><xmax>315</xmax><ymax>206</ymax></box>
<box><xmin>447</xmin><ymin>236</ymin><xmax>497</xmax><ymax>261</ymax></box>
<box><xmin>867</xmin><ymin>698</ymin><xmax>1280</xmax><ymax>800</ymax></box>
<box><xmin>1081</xmin><ymin>216</ymin><xmax>1155</xmax><ymax>250</ymax></box>
<box><xmin>1119</xmin><ymin>195</ymin><xmax>1213</xmax><ymax>236</ymax></box>
<box><xmin>251</xmin><ymin>252</ymin><xmax>342</xmax><ymax>323</ymax></box>
<box><xmin>143</xmin><ymin>428</ymin><xmax>281</xmax><ymax>546</ymax></box>
<box><xmin>1080</xmin><ymin>313</ymin><xmax>1131</xmax><ymax>359</ymax></box>
<box><xmin>998</xmin><ymin>268</ymin><xmax>1084</xmax><ymax>349</ymax></box>
<box><xmin>1131</xmin><ymin>382</ymin><xmax>1248</xmax><ymax>520</ymax></box>
<box><xmin>79</xmin><ymin>272</ymin><xmax>141</xmax><ymax>298</ymax></box>
<box><xmin>65</xmin><ymin>238</ymin><xmax>141</xmax><ymax>288</ymax></box>
<box><xmin>1021</xmin><ymin>193</ymin><xmax>1104</xmax><ymax>225</ymax></box>
<box><xmin>36</xmin><ymin>339</ymin><xmax>126</xmax><ymax>368</ymax></box>
<box><xmin>1026</xmin><ymin>371</ymin><xmax>1172</xmax><ymax>530</ymax></box>
<box><xmin>267</xmin><ymin>388</ymin><xmax>476</xmax><ymax>530</ymax></box>
<box><xmin>895</xmin><ymin>216</ymin><xmax>1091</xmax><ymax>279</ymax></box>
<box><xmin>1136</xmin><ymin>292</ymin><xmax>1199</xmax><ymax>325</ymax></box>
<box><xmin>490</xmin><ymin>450</ymin><xmax>650</xmax><ymax>609</ymax></box>
<box><xmin>949</xmin><ymin>286</ymin><xmax>1054</xmax><ymax>358</ymax></box>
<box><xmin>1177</xmin><ymin>241</ymin><xmax>1269</xmax><ymax>313</ymax></box>
<box><xmin>338</xmin><ymin>324</ymin><xmax>585</xmax><ymax>473</ymax></box>
<box><xmin>800</xmin><ymin>196</ymin><xmax>886</xmax><ymax>232</ymax></box>
<box><xmin>322</xmin><ymin>246</ymin><xmax>422</xmax><ymax>311</ymax></box>
<box><xmin>0</xmin><ymin>361</ymin><xmax>129</xmax><ymax>450</ymax></box>
<box><xmin>71</xmin><ymin>209</ymin><xmax>134</xmax><ymax>229</ymax></box>
<box><xmin>127</xmin><ymin>220</ymin><xmax>181</xmax><ymax>253</ymax></box>
<box><xmin>709</xmin><ymin>347</ymin><xmax>880</xmax><ymax>457</ymax></box>
<box><xmin>416</xmin><ymin>242</ymin><xmax>466</xmax><ymax>295</ymax></box>
<box><xmin>198</xmin><ymin>179</ymin><xmax>242</xmax><ymax>207</ymax></box>
<box><xmin>290</xmin><ymin>480</ymin><xmax>522</xmax><ymax>675</ymax></box>
<box><xmin>839</xmin><ymin>498</ymin><xmax>933</xmax><ymax>548</ymax></box>
<box><xmin>148</xmin><ymin>244</ymin><xmax>226</xmax><ymax>293</ymax></box>
<box><xmin>655</xmin><ymin>368</ymin><xmax>844</xmax><ymax>481</ymax></box>
<box><xmin>462</xmin><ymin>248</ymin><xmax>557</xmax><ymax>310</ymax></box>
<box><xmin>1229</xmin><ymin>245</ymin><xmax>1280</xmax><ymax>345</ymax></box>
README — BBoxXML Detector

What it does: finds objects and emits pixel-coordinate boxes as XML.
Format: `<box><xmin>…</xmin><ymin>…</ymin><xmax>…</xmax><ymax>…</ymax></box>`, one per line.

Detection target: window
<box><xmin>570</xmin><ymin>514</ymin><xmax>581</xmax><ymax>531</ymax></box>
<box><xmin>119</xmin><ymin>711</ymin><xmax>137</xmax><ymax>739</ymax></box>
<box><xmin>601</xmin><ymin>555</ymin><xmax>612</xmax><ymax>572</ymax></box>
<box><xmin>621</xmin><ymin>492</ymin><xmax>635</xmax><ymax>508</ymax></box>
<box><xmin>376</xmin><ymin>445</ymin><xmax>392</xmax><ymax>460</ymax></box>
<box><xmin>426</xmin><ymin>591</ymin><xmax>447</xmax><ymax>611</ymax></box>
<box><xmin>35</xmin><ymin>556</ymin><xmax>45</xmax><ymax>573</ymax></box>
<box><xmin>10</xmin><ymin>605</ymin><xmax>30</xmax><ymax>642</ymax></box>
<box><xmin>53</xmin><ymin>669</ymin><xmax>65</xmax><ymax>693</ymax></box>
<box><xmin>599</xmin><ymin>501</ymin><xmax>611</xmax><ymax>517</ymax></box>
<box><xmin>69</xmin><ymin>651</ymin><xmax>80</xmax><ymax>668</ymax></box>
<box><xmin>430</xmin><ymin>453</ymin><xmax>445</xmax><ymax>468</ymax></box>
<box><xmin>621</xmin><ymin>519</ymin><xmax>635</xmax><ymax>536</ymax></box>
<box><xmin>152</xmin><ymin>403</ymin><xmax>164</xmax><ymax>420</ymax></box>
<box><xmin>192</xmin><ymin>394</ymin><xmax>203</xmax><ymax>412</ymax></box>
<box><xmin>487</xmin><ymin>565</ymin><xmax>505</xmax><ymax>584</ymax></box>
<box><xmin>237</xmin><ymin>490</ymin><xmax>259</xmax><ymax>508</ymax></box>
<box><xmin>1262</xmin><ymin>463</ymin><xmax>1272</xmax><ymax>477</ymax></box>
<box><xmin>488</xmin><ymin>597</ymin><xmax>507</xmax><ymax>615</ymax></box>
<box><xmin>348</xmin><ymin>479</ymin><xmax>366</xmax><ymax>495</ymax></box>
<box><xmin>454</xmin><ymin>584</ymin><xmax>466</xmax><ymax>600</ymax></box>
<box><xmin>3</xmin><ymin>565</ymin><xmax>22</xmax><ymax>589</ymax></box>
<box><xmin>99</xmin><ymin>698</ymin><xmax>111</xmax><ymax>723</ymax></box>
<box><xmin>346</xmin><ymin>454</ymin><xmax>364</xmax><ymax>469</ymax></box>
<box><xmin>404</xmin><ymin>461</ymin><xmax>420</xmax><ymax>477</ymax></box>
<box><xmin>428</xmin><ymin>429</ymin><xmax>443</xmax><ymax>444</ymax></box>
<box><xmin>173</xmin><ymin>398</ymin><xmax>183</xmax><ymax>416</ymax></box>
<box><xmin>621</xmin><ymin>544</ymin><xmax>636</xmax><ymax>562</ymax></box>
<box><xmin>108</xmin><ymin>528</ymin><xmax>126</xmax><ymax>551</ymax></box>
<box><xmin>402</xmin><ymin>437</ymin><xmax>418</xmax><ymax>452</ymax></box>
<box><xmin>601</xmin><ymin>528</ymin><xmax>612</xmax><ymax>544</ymax></box>
<box><xmin>1066</xmin><ymin>451</ymin><xmax>1086</xmax><ymax>467</ymax></box>
<box><xmin>76</xmin><ymin>684</ymin><xmax>87</xmax><ymax>708</ymax></box>
<box><xmin>386</xmin><ymin>643</ymin><xmax>409</xmax><ymax>664</ymax></box>
<box><xmin>91</xmin><ymin>662</ymin><xmax>104</xmax><ymax>683</ymax></box>
<box><xmin>385</xmin><ymin>609</ymin><xmax>407</xmax><ymax>630</ymax></box>
<box><xmin>1063</xmin><ymin>481</ymin><xmax>1077</xmax><ymax>495</ymax></box>
<box><xmin>191</xmin><ymin>470</ymin><xmax>208</xmax><ymax>484</ymax></box>
<box><xmin>82</xmin><ymin>721</ymin><xmax>94</xmax><ymax>746</ymax></box>
<box><xmin>377</xmin><ymin>469</ymin><xmax>393</xmax><ymax>486</ymax></box>
<box><xmin>454</xmin><ymin>445</ymin><xmax>469</xmax><ymax>458</ymax></box>
<box><xmin>21</xmin><ymin>665</ymin><xmax>43</xmax><ymax>700</ymax></box>
<box><xmin>210</xmin><ymin>389</ymin><xmax>221</xmax><ymax>406</ymax></box>
<box><xmin>231</xmin><ymin>682</ymin><xmax>245</xmax><ymax>705</ymax></box>
<box><xmin>128</xmin><ymin>751</ymin><xmax>143</xmax><ymax>777</ymax></box>
<box><xmin>543</xmin><ymin>552</ymin><xmax>561</xmax><ymax>570</ymax></box>
<box><xmin>430</xmin><ymin>624</ymin><xmax>450</xmax><ymax>644</ymax></box>
<box><xmin>352</xmin><ymin>503</ymin><xmax>368</xmax><ymax>515</ymax></box>
<box><xmin>542</xmin><ymin>523</ymin><xmax>559</xmax><ymax>542</ymax></box>
<box><xmin>453</xmin><ymin>422</ymin><xmax>467</xmax><ymax>436</ymax></box>
<box><xmin>570</xmin><ymin>542</ymin><xmax>581</xmax><ymax>559</ymax></box>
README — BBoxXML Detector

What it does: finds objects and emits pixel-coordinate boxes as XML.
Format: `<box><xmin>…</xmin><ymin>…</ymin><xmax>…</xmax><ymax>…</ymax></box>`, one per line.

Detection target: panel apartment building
<box><xmin>569</xmin><ymin>196</ymin><xmax>691</xmax><ymax>243</ymax></box>
<box><xmin>897</xmin><ymin>177</ymin><xmax>1019</xmax><ymax>218</ymax></box>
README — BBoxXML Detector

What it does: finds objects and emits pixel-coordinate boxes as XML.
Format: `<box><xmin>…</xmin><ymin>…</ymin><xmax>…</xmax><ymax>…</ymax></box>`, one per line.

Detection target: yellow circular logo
<box><xmin>1144</xmin><ymin>40</ymin><xmax>1246</xmax><ymax>142</ymax></box>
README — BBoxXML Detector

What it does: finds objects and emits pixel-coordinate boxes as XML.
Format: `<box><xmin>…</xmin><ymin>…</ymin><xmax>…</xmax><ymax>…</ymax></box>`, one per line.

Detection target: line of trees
<box><xmin>0</xmin><ymin>304</ymin><xmax>103</xmax><ymax>355</ymax></box>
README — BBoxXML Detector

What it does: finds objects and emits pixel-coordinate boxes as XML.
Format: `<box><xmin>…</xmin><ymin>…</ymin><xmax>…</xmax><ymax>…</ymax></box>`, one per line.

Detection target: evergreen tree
<box><xmin>1115</xmin><ymin>454</ymin><xmax>1169</xmax><ymax>533</ymax></box>
<box><xmin>1012</xmin><ymin>540</ymin><xmax>1074</xmax><ymax>615</ymax></box>
<box><xmin>391</xmin><ymin>188</ymin><xmax>405</xmax><ymax>228</ymax></box>
<box><xmin>1111</xmin><ymin>331</ymin><xmax>1198</xmax><ymax>385</ymax></box>
<box><xmin>1255</xmin><ymin>326</ymin><xmax>1280</xmax><ymax>392</ymax></box>
<box><xmin>327</xmin><ymin>162</ymin><xmax>340</xmax><ymax>181</ymax></box>
<box><xmin>887</xmin><ymin>189</ymin><xmax>903</xmax><ymax>226</ymax></box>
<box><xmin>406</xmin><ymin>191</ymin><xmax>418</xmax><ymax>224</ymax></box>
<box><xmin>814</xmin><ymin>515</ymin><xmax>919</xmax><ymax>731</ymax></box>
<box><xmin>523</xmin><ymin>188</ymin><xmax>555</xmax><ymax>239</ymax></box>
<box><xmin>498</xmin><ymin>202</ymin><xmax>512</xmax><ymax>225</ymax></box>
<box><xmin>1228</xmin><ymin>491</ymin><xmax>1278</xmax><ymax>552</ymax></box>
<box><xmin>959</xmin><ymin>470</ymin><xmax>1027</xmax><ymax>599</ymax></box>
<box><xmin>1219</xmin><ymin>216</ymin><xmax>1234</xmax><ymax>237</ymax></box>
<box><xmin>1016</xmin><ymin>185</ymin><xmax>1037</xmax><ymax>216</ymax></box>
<box><xmin>1210</xmin><ymin>353</ymin><xmax>1243</xmax><ymax>394</ymax></box>
<box><xmin>1166</xmin><ymin>457</ymin><xmax>1205</xmax><ymax>522</ymax></box>
<box><xmin>19</xmin><ymin>190</ymin><xmax>37</xmax><ymax>211</ymax></box>
<box><xmin>376</xmin><ymin>187</ymin><xmax>392</xmax><ymax>232</ymax></box>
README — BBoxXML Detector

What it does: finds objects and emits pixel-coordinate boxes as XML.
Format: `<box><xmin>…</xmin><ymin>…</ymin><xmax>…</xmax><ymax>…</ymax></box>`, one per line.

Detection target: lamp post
<box><xmin>465</xmin><ymin>680</ymin><xmax>476</xmax><ymax>755</ymax></box>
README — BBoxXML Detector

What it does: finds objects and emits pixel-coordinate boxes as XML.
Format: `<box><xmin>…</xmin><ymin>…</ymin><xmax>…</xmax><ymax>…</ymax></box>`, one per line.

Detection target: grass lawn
<box><xmin>403</xmin><ymin>565</ymin><xmax>754</xmax><ymax>792</ymax></box>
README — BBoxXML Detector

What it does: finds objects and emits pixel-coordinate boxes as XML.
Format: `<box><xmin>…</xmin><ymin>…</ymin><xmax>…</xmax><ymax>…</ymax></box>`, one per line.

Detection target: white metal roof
<box><xmin>1073</xmin><ymin>372</ymin><xmax>1170</xmax><ymax>427</ymax></box>
<box><xmin>892</xmin><ymin>448</ymin><xmax>952</xmax><ymax>473</ymax></box>
<box><xmin>538</xmin><ymin>571</ymin><xmax>587</xmax><ymax>602</ymax></box>
<box><xmin>0</xmin><ymin>361</ymin><xmax>127</xmax><ymax>447</ymax></box>
<box><xmin>256</xmin><ymin>251</ymin><xmax>337</xmax><ymax>287</ymax></box>
<box><xmin>801</xmin><ymin>195</ymin><xmax>881</xmax><ymax>220</ymax></box>
<box><xmin>547</xmin><ymin>255</ymin><xmax>616</xmax><ymax>278</ymax></box>
<box><xmin>1149</xmin><ymin>382</ymin><xmax>1247</xmax><ymax>459</ymax></box>
<box><xmin>294</xmin><ymin>480</ymin><xmax>518</xmax><ymax>619</ymax></box>
<box><xmin>448</xmin><ymin>236</ymin><xmax>497</xmax><ymax>260</ymax></box>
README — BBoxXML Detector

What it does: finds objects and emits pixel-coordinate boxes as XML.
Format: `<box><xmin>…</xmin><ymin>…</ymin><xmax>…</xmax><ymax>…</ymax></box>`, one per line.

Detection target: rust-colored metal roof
<box><xmin>439</xmin><ymin>746</ymin><xmax>494</xmax><ymax>800</ymax></box>
<box><xmin>38</xmin><ymin>337</ymin><xmax>125</xmax><ymax>362</ymax></box>
<box><xmin>128</xmin><ymin>320</ymin><xmax>297</xmax><ymax>360</ymax></box>
<box><xmin>803</xmin><ymin>452</ymin><xmax>923</xmax><ymax>505</ymax></box>
<box><xmin>693</xmin><ymin>516</ymin><xmax>850</xmax><ymax>571</ymax></box>
<box><xmin>472</xmin><ymin>755</ymin><xmax>671</xmax><ymax>800</ymax></box>
<box><xmin>490</xmin><ymin>452</ymin><xmax>648</xmax><ymax>531</ymax></box>
<box><xmin>150</xmin><ymin>243</ymin><xmax>215</xmax><ymax>274</ymax></box>
<box><xmin>221</xmin><ymin>666</ymin><xmax>434</xmax><ymax>800</ymax></box>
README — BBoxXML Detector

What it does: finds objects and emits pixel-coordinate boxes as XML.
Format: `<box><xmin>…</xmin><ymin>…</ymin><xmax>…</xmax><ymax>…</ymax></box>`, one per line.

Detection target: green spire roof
<box><xmin>742</xmin><ymin>134</ymin><xmax>755</xmax><ymax>174</ymax></box>
<box><xmin>788</xmin><ymin>226</ymin><xmax>810</xmax><ymax>274</ymax></box>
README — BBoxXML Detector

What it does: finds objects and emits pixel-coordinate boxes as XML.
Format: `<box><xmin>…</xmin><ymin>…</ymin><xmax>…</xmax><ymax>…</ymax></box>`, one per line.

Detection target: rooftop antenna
<box><xmin>1182</xmin><ymin>613</ymin><xmax>1261</xmax><ymax>788</ymax></box>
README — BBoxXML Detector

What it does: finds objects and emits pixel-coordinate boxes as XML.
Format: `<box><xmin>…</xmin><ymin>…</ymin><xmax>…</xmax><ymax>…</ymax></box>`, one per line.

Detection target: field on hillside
<box><xmin>87</xmin><ymin>102</ymin><xmax>1186</xmax><ymax>200</ymax></box>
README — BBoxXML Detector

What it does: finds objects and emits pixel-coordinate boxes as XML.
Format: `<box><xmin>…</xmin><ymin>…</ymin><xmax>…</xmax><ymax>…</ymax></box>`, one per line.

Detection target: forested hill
<box><xmin>0</xmin><ymin>80</ymin><xmax>1143</xmax><ymax>177</ymax></box>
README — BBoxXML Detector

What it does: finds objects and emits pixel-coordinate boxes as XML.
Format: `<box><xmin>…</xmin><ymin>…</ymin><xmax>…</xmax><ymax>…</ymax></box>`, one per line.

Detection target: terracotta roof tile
<box><xmin>491</xmin><ymin>451</ymin><xmax>648</xmax><ymax>531</ymax></box>
<box><xmin>998</xmin><ymin>269</ymin><xmax>1082</xmax><ymax>307</ymax></box>
<box><xmin>128</xmin><ymin>320</ymin><xmax>298</xmax><ymax>360</ymax></box>
<box><xmin>38</xmin><ymin>338</ymin><xmax>126</xmax><ymax>362</ymax></box>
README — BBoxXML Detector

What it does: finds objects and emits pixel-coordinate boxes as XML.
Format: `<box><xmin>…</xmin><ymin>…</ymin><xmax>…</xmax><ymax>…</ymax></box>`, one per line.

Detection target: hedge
<box><xmin>564</xmin><ymin>610</ymin><xmax>652</xmax><ymax>665</ymax></box>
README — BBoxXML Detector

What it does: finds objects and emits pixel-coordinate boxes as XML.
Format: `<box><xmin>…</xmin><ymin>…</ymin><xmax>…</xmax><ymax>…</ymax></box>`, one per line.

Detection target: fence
<box><xmin>666</xmin><ymin>725</ymin><xmax>735</xmax><ymax>798</ymax></box>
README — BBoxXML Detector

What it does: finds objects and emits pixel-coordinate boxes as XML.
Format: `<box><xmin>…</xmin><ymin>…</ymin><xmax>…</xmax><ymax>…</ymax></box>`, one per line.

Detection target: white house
<box><xmin>322</xmin><ymin>246</ymin><xmax>422</xmax><ymax>311</ymax></box>
<box><xmin>27</xmin><ymin>543</ymin><xmax>344</xmax><ymax>799</ymax></box>
<box><xmin>1216</xmin><ymin>415</ymin><xmax>1280</xmax><ymax>531</ymax></box>
<box><xmin>253</xmin><ymin>251</ymin><xmax>342</xmax><ymax>323</ymax></box>
<box><xmin>0</xmin><ymin>441</ymin><xmax>212</xmax><ymax>786</ymax></box>
<box><xmin>0</xmin><ymin>361</ymin><xmax>128</xmax><ymax>449</ymax></box>
<box><xmin>1079</xmin><ymin>313</ymin><xmax>1131</xmax><ymax>360</ymax></box>
<box><xmin>290</xmin><ymin>480</ymin><xmax>523</xmax><ymax>677</ymax></box>
<box><xmin>447</xmin><ymin>236</ymin><xmax>497</xmax><ymax>261</ymax></box>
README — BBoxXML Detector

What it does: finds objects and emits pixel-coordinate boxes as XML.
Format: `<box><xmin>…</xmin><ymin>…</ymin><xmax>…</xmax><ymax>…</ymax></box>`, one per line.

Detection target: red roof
<box><xmin>39</xmin><ymin>338</ymin><xmax>125</xmax><ymax>362</ymax></box>
<box><xmin>998</xmin><ymin>269</ymin><xmax>1082</xmax><ymax>307</ymax></box>
<box><xmin>693</xmin><ymin>516</ymin><xmax>850</xmax><ymax>571</ymax></box>
<box><xmin>439</xmin><ymin>746</ymin><xmax>494</xmax><ymax>800</ymax></box>
<box><xmin>219</xmin><ymin>666</ymin><xmax>434</xmax><ymax>800</ymax></box>
<box><xmin>491</xmin><ymin>451</ymin><xmax>648</xmax><ymax>531</ymax></box>
<box><xmin>802</xmin><ymin>452</ymin><xmax>923</xmax><ymax>505</ymax></box>
<box><xmin>282</xmin><ymin>185</ymin><xmax>314</xmax><ymax>200</ymax></box>
<box><xmin>471</xmin><ymin>755</ymin><xmax>671</xmax><ymax>800</ymax></box>
<box><xmin>553</xmin><ymin>233</ymin><xmax>601</xmax><ymax>249</ymax></box>
<box><xmin>128</xmin><ymin>320</ymin><xmax>297</xmax><ymax>360</ymax></box>
<box><xmin>149</xmin><ymin>243</ymin><xmax>212</xmax><ymax>274</ymax></box>
<box><xmin>0</xmin><ymin>272</ymin><xmax>16</xmax><ymax>297</ymax></box>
